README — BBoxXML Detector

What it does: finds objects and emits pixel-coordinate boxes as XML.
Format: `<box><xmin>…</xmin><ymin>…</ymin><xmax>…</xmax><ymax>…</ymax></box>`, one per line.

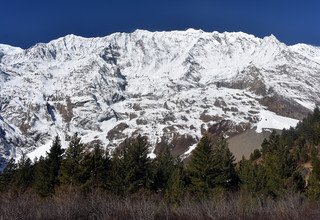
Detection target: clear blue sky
<box><xmin>1</xmin><ymin>0</ymin><xmax>320</xmax><ymax>48</ymax></box>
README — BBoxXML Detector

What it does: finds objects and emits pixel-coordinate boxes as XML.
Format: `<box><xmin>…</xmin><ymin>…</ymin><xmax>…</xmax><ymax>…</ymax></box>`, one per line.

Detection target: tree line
<box><xmin>1</xmin><ymin>107</ymin><xmax>320</xmax><ymax>201</ymax></box>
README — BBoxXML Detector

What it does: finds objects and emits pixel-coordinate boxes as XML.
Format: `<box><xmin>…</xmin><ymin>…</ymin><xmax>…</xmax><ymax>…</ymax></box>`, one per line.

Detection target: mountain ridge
<box><xmin>1</xmin><ymin>29</ymin><xmax>320</xmax><ymax>169</ymax></box>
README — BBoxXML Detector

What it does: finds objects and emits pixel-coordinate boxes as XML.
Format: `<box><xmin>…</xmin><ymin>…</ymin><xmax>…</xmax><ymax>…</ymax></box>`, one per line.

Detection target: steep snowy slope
<box><xmin>1</xmin><ymin>29</ymin><xmax>320</xmax><ymax>169</ymax></box>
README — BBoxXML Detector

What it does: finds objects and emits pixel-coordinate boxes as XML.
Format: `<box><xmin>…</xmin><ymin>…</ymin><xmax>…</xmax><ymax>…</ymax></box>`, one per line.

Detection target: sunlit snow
<box><xmin>1</xmin><ymin>29</ymin><xmax>319</xmax><ymax>164</ymax></box>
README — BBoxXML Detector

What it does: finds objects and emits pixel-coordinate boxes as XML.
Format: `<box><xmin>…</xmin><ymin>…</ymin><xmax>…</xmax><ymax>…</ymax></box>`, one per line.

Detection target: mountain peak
<box><xmin>263</xmin><ymin>34</ymin><xmax>280</xmax><ymax>43</ymax></box>
<box><xmin>0</xmin><ymin>44</ymin><xmax>23</xmax><ymax>56</ymax></box>
<box><xmin>132</xmin><ymin>29</ymin><xmax>152</xmax><ymax>35</ymax></box>
<box><xmin>185</xmin><ymin>28</ymin><xmax>204</xmax><ymax>33</ymax></box>
<box><xmin>0</xmin><ymin>29</ymin><xmax>319</xmax><ymax>169</ymax></box>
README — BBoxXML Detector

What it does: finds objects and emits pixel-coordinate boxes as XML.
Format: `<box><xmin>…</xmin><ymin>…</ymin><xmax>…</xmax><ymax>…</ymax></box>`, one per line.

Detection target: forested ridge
<box><xmin>2</xmin><ymin>108</ymin><xmax>320</xmax><ymax>219</ymax></box>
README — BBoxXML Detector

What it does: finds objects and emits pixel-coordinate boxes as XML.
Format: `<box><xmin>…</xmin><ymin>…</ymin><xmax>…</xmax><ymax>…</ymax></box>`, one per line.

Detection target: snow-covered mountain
<box><xmin>1</xmin><ymin>29</ymin><xmax>320</xmax><ymax>169</ymax></box>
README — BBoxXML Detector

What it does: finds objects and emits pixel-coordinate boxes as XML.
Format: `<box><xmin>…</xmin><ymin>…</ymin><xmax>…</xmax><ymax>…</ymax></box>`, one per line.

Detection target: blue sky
<box><xmin>1</xmin><ymin>0</ymin><xmax>320</xmax><ymax>48</ymax></box>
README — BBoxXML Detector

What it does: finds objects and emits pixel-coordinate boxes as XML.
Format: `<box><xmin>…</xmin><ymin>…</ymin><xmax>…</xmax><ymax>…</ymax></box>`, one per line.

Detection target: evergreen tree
<box><xmin>261</xmin><ymin>131</ymin><xmax>279</xmax><ymax>155</ymax></box>
<box><xmin>109</xmin><ymin>135</ymin><xmax>151</xmax><ymax>195</ymax></box>
<box><xmin>151</xmin><ymin>145</ymin><xmax>176</xmax><ymax>192</ymax></box>
<box><xmin>262</xmin><ymin>133</ymin><xmax>303</xmax><ymax>197</ymax></box>
<box><xmin>82</xmin><ymin>142</ymin><xmax>109</xmax><ymax>190</ymax></box>
<box><xmin>188</xmin><ymin>136</ymin><xmax>239</xmax><ymax>193</ymax></box>
<box><xmin>34</xmin><ymin>156</ymin><xmax>51</xmax><ymax>197</ymax></box>
<box><xmin>238</xmin><ymin>157</ymin><xmax>267</xmax><ymax>193</ymax></box>
<box><xmin>307</xmin><ymin>146</ymin><xmax>320</xmax><ymax>199</ymax></box>
<box><xmin>238</xmin><ymin>157</ymin><xmax>253</xmax><ymax>190</ymax></box>
<box><xmin>0</xmin><ymin>158</ymin><xmax>17</xmax><ymax>191</ymax></box>
<box><xmin>34</xmin><ymin>136</ymin><xmax>64</xmax><ymax>196</ymax></box>
<box><xmin>47</xmin><ymin>136</ymin><xmax>64</xmax><ymax>187</ymax></box>
<box><xmin>165</xmin><ymin>165</ymin><xmax>185</xmax><ymax>202</ymax></box>
<box><xmin>250</xmin><ymin>149</ymin><xmax>261</xmax><ymax>161</ymax></box>
<box><xmin>123</xmin><ymin>135</ymin><xmax>151</xmax><ymax>194</ymax></box>
<box><xmin>13</xmin><ymin>153</ymin><xmax>34</xmax><ymax>191</ymax></box>
<box><xmin>109</xmin><ymin>149</ymin><xmax>126</xmax><ymax>195</ymax></box>
<box><xmin>187</xmin><ymin>135</ymin><xmax>214</xmax><ymax>193</ymax></box>
<box><xmin>211</xmin><ymin>139</ymin><xmax>239</xmax><ymax>190</ymax></box>
<box><xmin>60</xmin><ymin>133</ymin><xmax>86</xmax><ymax>185</ymax></box>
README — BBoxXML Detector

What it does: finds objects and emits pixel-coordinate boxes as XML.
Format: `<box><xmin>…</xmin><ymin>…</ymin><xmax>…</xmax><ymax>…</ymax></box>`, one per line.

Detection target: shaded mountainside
<box><xmin>1</xmin><ymin>29</ymin><xmax>320</xmax><ymax>168</ymax></box>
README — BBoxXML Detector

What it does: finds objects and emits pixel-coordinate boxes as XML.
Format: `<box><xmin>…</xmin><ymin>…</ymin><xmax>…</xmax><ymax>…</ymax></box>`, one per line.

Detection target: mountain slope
<box><xmin>1</xmin><ymin>29</ymin><xmax>320</xmax><ymax>169</ymax></box>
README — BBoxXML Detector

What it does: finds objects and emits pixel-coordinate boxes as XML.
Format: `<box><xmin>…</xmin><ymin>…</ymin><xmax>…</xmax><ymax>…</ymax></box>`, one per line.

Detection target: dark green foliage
<box><xmin>187</xmin><ymin>135</ymin><xmax>214</xmax><ymax>193</ymax></box>
<box><xmin>261</xmin><ymin>131</ymin><xmax>279</xmax><ymax>155</ymax></box>
<box><xmin>149</xmin><ymin>145</ymin><xmax>186</xmax><ymax>200</ymax></box>
<box><xmin>34</xmin><ymin>136</ymin><xmax>64</xmax><ymax>197</ymax></box>
<box><xmin>280</xmin><ymin>127</ymin><xmax>298</xmax><ymax>148</ymax></box>
<box><xmin>151</xmin><ymin>146</ymin><xmax>177</xmax><ymax>192</ymax></box>
<box><xmin>238</xmin><ymin>157</ymin><xmax>266</xmax><ymax>193</ymax></box>
<box><xmin>81</xmin><ymin>142</ymin><xmax>110</xmax><ymax>189</ymax></box>
<box><xmin>291</xmin><ymin>107</ymin><xmax>320</xmax><ymax>147</ymax></box>
<box><xmin>165</xmin><ymin>164</ymin><xmax>185</xmax><ymax>202</ymax></box>
<box><xmin>241</xmin><ymin>131</ymin><xmax>304</xmax><ymax>197</ymax></box>
<box><xmin>0</xmin><ymin>158</ymin><xmax>17</xmax><ymax>191</ymax></box>
<box><xmin>211</xmin><ymin>139</ymin><xmax>239</xmax><ymax>190</ymax></box>
<box><xmin>60</xmin><ymin>133</ymin><xmax>86</xmax><ymax>186</ymax></box>
<box><xmin>187</xmin><ymin>136</ymin><xmax>239</xmax><ymax>194</ymax></box>
<box><xmin>262</xmin><ymin>133</ymin><xmax>304</xmax><ymax>197</ymax></box>
<box><xmin>250</xmin><ymin>149</ymin><xmax>261</xmax><ymax>161</ymax></box>
<box><xmin>123</xmin><ymin>135</ymin><xmax>151</xmax><ymax>193</ymax></box>
<box><xmin>47</xmin><ymin>136</ymin><xmax>64</xmax><ymax>187</ymax></box>
<box><xmin>12</xmin><ymin>153</ymin><xmax>34</xmax><ymax>190</ymax></box>
<box><xmin>34</xmin><ymin>156</ymin><xmax>51</xmax><ymax>197</ymax></box>
<box><xmin>307</xmin><ymin>146</ymin><xmax>320</xmax><ymax>199</ymax></box>
<box><xmin>108</xmin><ymin>149</ymin><xmax>126</xmax><ymax>195</ymax></box>
<box><xmin>109</xmin><ymin>135</ymin><xmax>151</xmax><ymax>195</ymax></box>
<box><xmin>292</xmin><ymin>144</ymin><xmax>309</xmax><ymax>163</ymax></box>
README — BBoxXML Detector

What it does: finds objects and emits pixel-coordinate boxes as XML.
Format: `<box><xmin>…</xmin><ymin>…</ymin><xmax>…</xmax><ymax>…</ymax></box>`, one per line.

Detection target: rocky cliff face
<box><xmin>1</xmin><ymin>29</ymin><xmax>320</xmax><ymax>169</ymax></box>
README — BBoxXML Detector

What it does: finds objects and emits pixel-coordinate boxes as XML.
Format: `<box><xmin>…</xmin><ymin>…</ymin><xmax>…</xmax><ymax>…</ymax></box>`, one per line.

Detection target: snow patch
<box><xmin>255</xmin><ymin>110</ymin><xmax>299</xmax><ymax>133</ymax></box>
<box><xmin>27</xmin><ymin>141</ymin><xmax>52</xmax><ymax>161</ymax></box>
<box><xmin>184</xmin><ymin>143</ymin><xmax>198</xmax><ymax>155</ymax></box>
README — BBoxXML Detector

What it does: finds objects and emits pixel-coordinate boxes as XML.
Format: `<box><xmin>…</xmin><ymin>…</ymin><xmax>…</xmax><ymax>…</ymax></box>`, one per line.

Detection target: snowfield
<box><xmin>255</xmin><ymin>110</ymin><xmax>299</xmax><ymax>133</ymax></box>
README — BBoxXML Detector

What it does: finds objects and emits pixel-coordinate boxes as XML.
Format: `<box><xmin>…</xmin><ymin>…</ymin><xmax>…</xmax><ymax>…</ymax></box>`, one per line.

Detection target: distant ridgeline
<box><xmin>0</xmin><ymin>107</ymin><xmax>320</xmax><ymax>200</ymax></box>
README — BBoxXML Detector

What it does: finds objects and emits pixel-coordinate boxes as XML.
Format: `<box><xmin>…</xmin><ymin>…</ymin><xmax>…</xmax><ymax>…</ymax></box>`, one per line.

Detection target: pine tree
<box><xmin>109</xmin><ymin>149</ymin><xmax>126</xmax><ymax>195</ymax></box>
<box><xmin>12</xmin><ymin>153</ymin><xmax>34</xmax><ymax>191</ymax></box>
<box><xmin>238</xmin><ymin>157</ymin><xmax>267</xmax><ymax>193</ymax></box>
<box><xmin>211</xmin><ymin>139</ymin><xmax>239</xmax><ymax>190</ymax></box>
<box><xmin>262</xmin><ymin>133</ymin><xmax>303</xmax><ymax>197</ymax></box>
<box><xmin>123</xmin><ymin>135</ymin><xmax>151</xmax><ymax>194</ymax></box>
<box><xmin>307</xmin><ymin>146</ymin><xmax>320</xmax><ymax>199</ymax></box>
<box><xmin>165</xmin><ymin>165</ymin><xmax>185</xmax><ymax>203</ymax></box>
<box><xmin>261</xmin><ymin>131</ymin><xmax>279</xmax><ymax>155</ymax></box>
<box><xmin>47</xmin><ymin>136</ymin><xmax>64</xmax><ymax>187</ymax></box>
<box><xmin>109</xmin><ymin>135</ymin><xmax>151</xmax><ymax>195</ymax></box>
<box><xmin>60</xmin><ymin>133</ymin><xmax>86</xmax><ymax>186</ymax></box>
<box><xmin>250</xmin><ymin>149</ymin><xmax>261</xmax><ymax>161</ymax></box>
<box><xmin>187</xmin><ymin>136</ymin><xmax>239</xmax><ymax>193</ymax></box>
<box><xmin>81</xmin><ymin>142</ymin><xmax>109</xmax><ymax>190</ymax></box>
<box><xmin>151</xmin><ymin>145</ymin><xmax>176</xmax><ymax>192</ymax></box>
<box><xmin>34</xmin><ymin>136</ymin><xmax>64</xmax><ymax>196</ymax></box>
<box><xmin>187</xmin><ymin>135</ymin><xmax>215</xmax><ymax>193</ymax></box>
<box><xmin>0</xmin><ymin>158</ymin><xmax>17</xmax><ymax>191</ymax></box>
<box><xmin>34</xmin><ymin>156</ymin><xmax>51</xmax><ymax>197</ymax></box>
<box><xmin>102</xmin><ymin>149</ymin><xmax>111</xmax><ymax>188</ymax></box>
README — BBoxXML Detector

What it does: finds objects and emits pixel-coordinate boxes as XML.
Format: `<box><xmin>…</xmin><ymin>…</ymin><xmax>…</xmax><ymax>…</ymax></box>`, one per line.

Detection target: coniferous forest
<box><xmin>2</xmin><ymin>108</ymin><xmax>320</xmax><ymax>219</ymax></box>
